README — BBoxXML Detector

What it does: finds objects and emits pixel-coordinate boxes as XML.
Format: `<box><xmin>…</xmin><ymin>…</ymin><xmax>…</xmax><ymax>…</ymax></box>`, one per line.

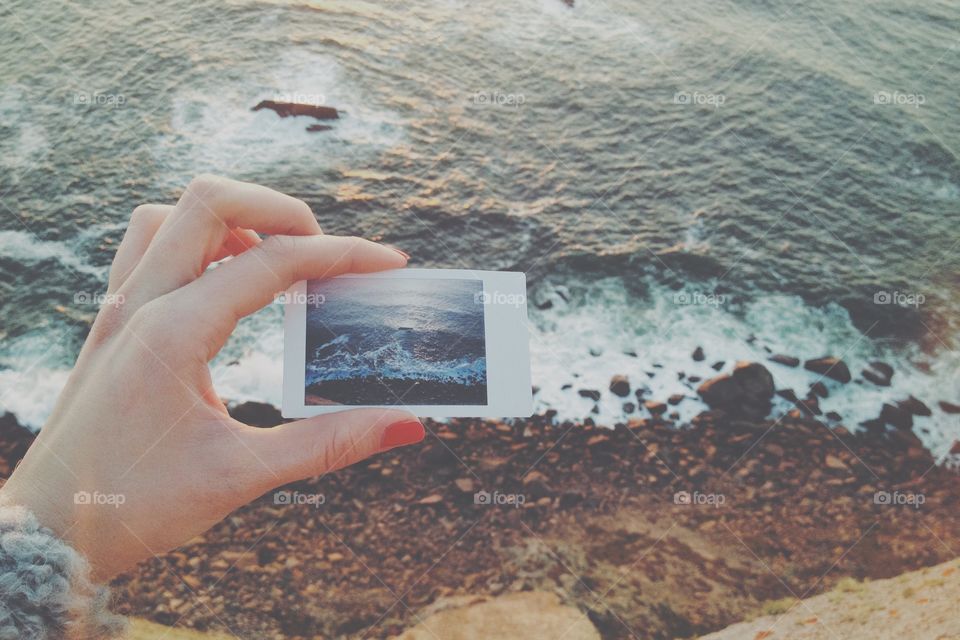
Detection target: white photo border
<box><xmin>282</xmin><ymin>268</ymin><xmax>532</xmax><ymax>418</ymax></box>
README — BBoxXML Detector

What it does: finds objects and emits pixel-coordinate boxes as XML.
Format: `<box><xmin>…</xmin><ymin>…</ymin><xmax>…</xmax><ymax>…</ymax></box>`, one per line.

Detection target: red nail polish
<box><xmin>391</xmin><ymin>247</ymin><xmax>410</xmax><ymax>261</ymax></box>
<box><xmin>381</xmin><ymin>420</ymin><xmax>424</xmax><ymax>450</ymax></box>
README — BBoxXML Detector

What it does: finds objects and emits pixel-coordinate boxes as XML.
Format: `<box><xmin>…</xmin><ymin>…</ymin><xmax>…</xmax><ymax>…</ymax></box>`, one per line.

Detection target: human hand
<box><xmin>0</xmin><ymin>175</ymin><xmax>424</xmax><ymax>582</ymax></box>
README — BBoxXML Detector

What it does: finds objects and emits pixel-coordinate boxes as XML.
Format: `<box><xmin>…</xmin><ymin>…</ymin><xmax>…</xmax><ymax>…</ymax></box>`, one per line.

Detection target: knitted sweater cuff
<box><xmin>0</xmin><ymin>504</ymin><xmax>126</xmax><ymax>639</ymax></box>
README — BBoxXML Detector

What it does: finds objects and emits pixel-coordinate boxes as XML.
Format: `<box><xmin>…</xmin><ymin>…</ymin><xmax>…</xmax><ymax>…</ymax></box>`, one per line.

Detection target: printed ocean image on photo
<box><xmin>305</xmin><ymin>277</ymin><xmax>487</xmax><ymax>406</ymax></box>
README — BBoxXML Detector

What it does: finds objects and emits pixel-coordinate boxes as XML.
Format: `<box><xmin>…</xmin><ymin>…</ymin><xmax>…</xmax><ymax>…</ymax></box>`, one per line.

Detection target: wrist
<box><xmin>0</xmin><ymin>501</ymin><xmax>127</xmax><ymax>638</ymax></box>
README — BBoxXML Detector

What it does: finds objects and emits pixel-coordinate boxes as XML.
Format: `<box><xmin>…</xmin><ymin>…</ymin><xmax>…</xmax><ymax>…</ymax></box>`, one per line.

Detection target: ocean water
<box><xmin>0</xmin><ymin>1</ymin><xmax>957</xmax><ymax>455</ymax></box>
<box><xmin>304</xmin><ymin>277</ymin><xmax>487</xmax><ymax>404</ymax></box>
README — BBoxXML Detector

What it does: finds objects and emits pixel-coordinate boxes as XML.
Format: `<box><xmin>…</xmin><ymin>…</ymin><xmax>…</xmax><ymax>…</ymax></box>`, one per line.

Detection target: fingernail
<box><xmin>381</xmin><ymin>420</ymin><xmax>424</xmax><ymax>450</ymax></box>
<box><xmin>390</xmin><ymin>247</ymin><xmax>410</xmax><ymax>261</ymax></box>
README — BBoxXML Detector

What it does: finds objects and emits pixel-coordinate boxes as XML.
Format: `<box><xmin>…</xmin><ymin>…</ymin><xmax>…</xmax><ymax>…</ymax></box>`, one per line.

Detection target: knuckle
<box><xmin>183</xmin><ymin>174</ymin><xmax>225</xmax><ymax>205</ymax></box>
<box><xmin>129</xmin><ymin>204</ymin><xmax>161</xmax><ymax>227</ymax></box>
<box><xmin>129</xmin><ymin>299</ymin><xmax>174</xmax><ymax>342</ymax></box>
<box><xmin>257</xmin><ymin>234</ymin><xmax>299</xmax><ymax>278</ymax></box>
<box><xmin>86</xmin><ymin>300</ymin><xmax>133</xmax><ymax>347</ymax></box>
<box><xmin>258</xmin><ymin>233</ymin><xmax>296</xmax><ymax>258</ymax></box>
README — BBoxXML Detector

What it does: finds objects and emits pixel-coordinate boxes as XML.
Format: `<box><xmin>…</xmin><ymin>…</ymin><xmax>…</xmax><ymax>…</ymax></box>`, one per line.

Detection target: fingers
<box><xmin>107</xmin><ymin>203</ymin><xmax>262</xmax><ymax>294</ymax></box>
<box><xmin>246</xmin><ymin>410</ymin><xmax>424</xmax><ymax>487</ymax></box>
<box><xmin>108</xmin><ymin>204</ymin><xmax>171</xmax><ymax>293</ymax></box>
<box><xmin>174</xmin><ymin>234</ymin><xmax>408</xmax><ymax>354</ymax></box>
<box><xmin>121</xmin><ymin>175</ymin><xmax>322</xmax><ymax>307</ymax></box>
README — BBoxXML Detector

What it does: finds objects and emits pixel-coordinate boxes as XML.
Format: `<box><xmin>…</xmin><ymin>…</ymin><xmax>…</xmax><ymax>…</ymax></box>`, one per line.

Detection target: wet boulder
<box><xmin>252</xmin><ymin>99</ymin><xmax>340</xmax><ymax>120</ymax></box>
<box><xmin>939</xmin><ymin>401</ymin><xmax>960</xmax><ymax>414</ymax></box>
<box><xmin>897</xmin><ymin>396</ymin><xmax>931</xmax><ymax>417</ymax></box>
<box><xmin>804</xmin><ymin>356</ymin><xmax>851</xmax><ymax>383</ymax></box>
<box><xmin>697</xmin><ymin>361</ymin><xmax>775</xmax><ymax>418</ymax></box>
<box><xmin>880</xmin><ymin>403</ymin><xmax>913</xmax><ymax>430</ymax></box>
<box><xmin>768</xmin><ymin>354</ymin><xmax>800</xmax><ymax>368</ymax></box>
<box><xmin>609</xmin><ymin>375</ymin><xmax>631</xmax><ymax>397</ymax></box>
<box><xmin>862</xmin><ymin>361</ymin><xmax>894</xmax><ymax>386</ymax></box>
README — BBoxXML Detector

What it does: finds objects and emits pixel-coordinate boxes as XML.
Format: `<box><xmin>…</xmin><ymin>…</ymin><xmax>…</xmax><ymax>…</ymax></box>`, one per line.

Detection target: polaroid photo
<box><xmin>282</xmin><ymin>268</ymin><xmax>532</xmax><ymax>418</ymax></box>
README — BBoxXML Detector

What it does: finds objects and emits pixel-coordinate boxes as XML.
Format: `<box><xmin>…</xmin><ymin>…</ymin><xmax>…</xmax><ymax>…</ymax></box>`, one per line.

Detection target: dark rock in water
<box><xmin>869</xmin><ymin>361</ymin><xmax>894</xmax><ymax>379</ymax></box>
<box><xmin>692</xmin><ymin>346</ymin><xmax>705</xmax><ymax>361</ymax></box>
<box><xmin>668</xmin><ymin>394</ymin><xmax>685</xmax><ymax>405</ymax></box>
<box><xmin>230</xmin><ymin>401</ymin><xmax>282</xmax><ymax>427</ymax></box>
<box><xmin>804</xmin><ymin>356</ymin><xmax>851</xmax><ymax>383</ymax></box>
<box><xmin>623</xmin><ymin>349</ymin><xmax>638</xmax><ymax>358</ymax></box>
<box><xmin>652</xmin><ymin>363</ymin><xmax>664</xmax><ymax>369</ymax></box>
<box><xmin>532</xmin><ymin>386</ymin><xmax>540</xmax><ymax>396</ymax></box>
<box><xmin>880</xmin><ymin>403</ymin><xmax>913</xmax><ymax>430</ymax></box>
<box><xmin>253</xmin><ymin>99</ymin><xmax>340</xmax><ymax>120</ymax></box>
<box><xmin>609</xmin><ymin>375</ymin><xmax>630</xmax><ymax>397</ymax></box>
<box><xmin>561</xmin><ymin>383</ymin><xmax>572</xmax><ymax>390</ymax></box>
<box><xmin>589</xmin><ymin>347</ymin><xmax>603</xmax><ymax>357</ymax></box>
<box><xmin>861</xmin><ymin>361</ymin><xmax>893</xmax><ymax>386</ymax></box>
<box><xmin>939</xmin><ymin>401</ymin><xmax>960</xmax><ymax>414</ymax></box>
<box><xmin>687</xmin><ymin>375</ymin><xmax>702</xmax><ymax>383</ymax></box>
<box><xmin>306</xmin><ymin>124</ymin><xmax>333</xmax><ymax>132</ymax></box>
<box><xmin>591</xmin><ymin>404</ymin><xmax>600</xmax><ymax>414</ymax></box>
<box><xmin>634</xmin><ymin>387</ymin><xmax>647</xmax><ymax>401</ymax></box>
<box><xmin>769</xmin><ymin>354</ymin><xmax>800</xmax><ymax>368</ymax></box>
<box><xmin>776</xmin><ymin>388</ymin><xmax>799</xmax><ymax>403</ymax></box>
<box><xmin>898</xmin><ymin>396</ymin><xmax>931</xmax><ymax>417</ymax></box>
<box><xmin>809</xmin><ymin>381</ymin><xmax>829</xmax><ymax>398</ymax></box>
<box><xmin>860</xmin><ymin>418</ymin><xmax>886</xmax><ymax>435</ymax></box>
<box><xmin>677</xmin><ymin>372</ymin><xmax>686</xmax><ymax>380</ymax></box>
<box><xmin>862</xmin><ymin>368</ymin><xmax>890</xmax><ymax>387</ymax></box>
<box><xmin>697</xmin><ymin>362</ymin><xmax>775</xmax><ymax>418</ymax></box>
<box><xmin>951</xmin><ymin>440</ymin><xmax>960</xmax><ymax>455</ymax></box>
<box><xmin>535</xmin><ymin>299</ymin><xmax>553</xmax><ymax>310</ymax></box>
<box><xmin>825</xmin><ymin>411</ymin><xmax>842</xmax><ymax>422</ymax></box>
<box><xmin>711</xmin><ymin>361</ymin><xmax>725</xmax><ymax>371</ymax></box>
<box><xmin>644</xmin><ymin>400</ymin><xmax>667</xmax><ymax>416</ymax></box>
<box><xmin>797</xmin><ymin>395</ymin><xmax>821</xmax><ymax>416</ymax></box>
<box><xmin>579</xmin><ymin>389</ymin><xmax>601</xmax><ymax>402</ymax></box>
<box><xmin>622</xmin><ymin>402</ymin><xmax>636</xmax><ymax>414</ymax></box>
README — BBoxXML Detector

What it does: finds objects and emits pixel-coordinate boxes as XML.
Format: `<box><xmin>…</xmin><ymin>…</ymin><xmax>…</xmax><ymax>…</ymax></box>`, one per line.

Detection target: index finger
<box><xmin>172</xmin><ymin>234</ymin><xmax>408</xmax><ymax>355</ymax></box>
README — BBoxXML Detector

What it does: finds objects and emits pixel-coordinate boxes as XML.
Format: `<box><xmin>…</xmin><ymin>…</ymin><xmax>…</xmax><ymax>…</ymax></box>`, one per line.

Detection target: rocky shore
<box><xmin>0</xmin><ymin>352</ymin><xmax>957</xmax><ymax>639</ymax></box>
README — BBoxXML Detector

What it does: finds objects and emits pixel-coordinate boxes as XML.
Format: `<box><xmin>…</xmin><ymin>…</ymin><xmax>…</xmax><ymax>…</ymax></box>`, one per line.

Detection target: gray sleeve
<box><xmin>0</xmin><ymin>504</ymin><xmax>126</xmax><ymax>639</ymax></box>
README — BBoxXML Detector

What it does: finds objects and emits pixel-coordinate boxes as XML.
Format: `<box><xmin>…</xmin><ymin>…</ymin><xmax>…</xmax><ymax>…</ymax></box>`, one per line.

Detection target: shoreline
<box><xmin>2</xmin><ymin>367</ymin><xmax>958</xmax><ymax>638</ymax></box>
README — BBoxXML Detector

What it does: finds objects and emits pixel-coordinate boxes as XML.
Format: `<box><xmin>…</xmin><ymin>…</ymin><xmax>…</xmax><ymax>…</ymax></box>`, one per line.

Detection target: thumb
<box><xmin>248</xmin><ymin>409</ymin><xmax>425</xmax><ymax>486</ymax></box>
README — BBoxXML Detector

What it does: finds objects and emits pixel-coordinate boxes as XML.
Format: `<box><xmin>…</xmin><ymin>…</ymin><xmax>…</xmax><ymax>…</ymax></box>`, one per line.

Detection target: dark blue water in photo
<box><xmin>305</xmin><ymin>277</ymin><xmax>487</xmax><ymax>405</ymax></box>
